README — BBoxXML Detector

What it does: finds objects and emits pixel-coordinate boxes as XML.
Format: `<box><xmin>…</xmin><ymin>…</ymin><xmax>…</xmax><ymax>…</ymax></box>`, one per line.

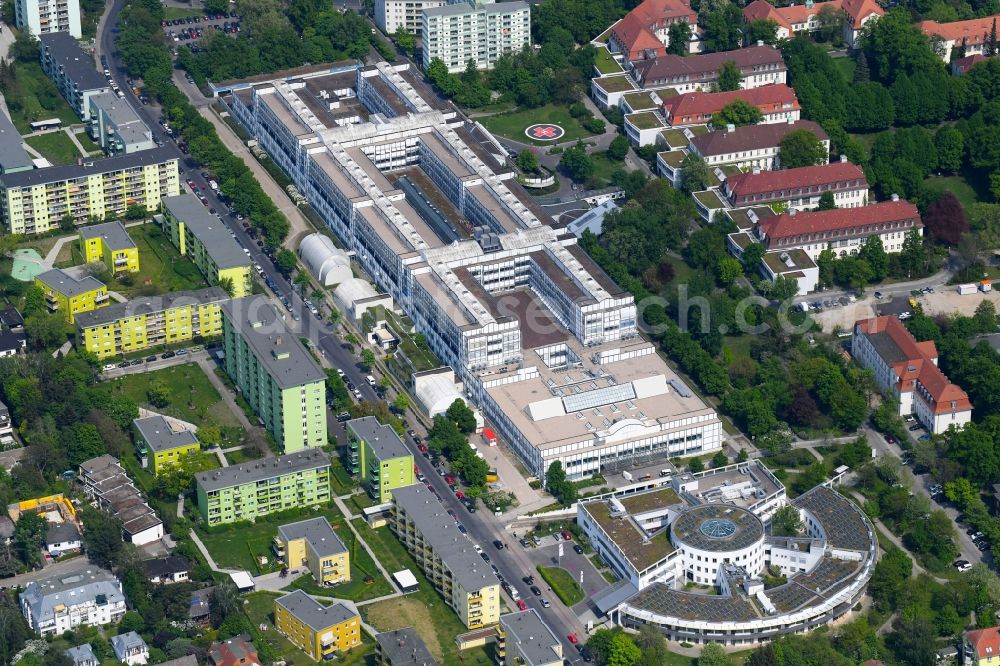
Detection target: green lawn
<box><xmin>481</xmin><ymin>104</ymin><xmax>599</xmax><ymax>146</ymax></box>
<box><xmin>589</xmin><ymin>152</ymin><xmax>626</xmax><ymax>186</ymax></box>
<box><xmin>25</xmin><ymin>131</ymin><xmax>81</xmax><ymax>165</ymax></box>
<box><xmin>330</xmin><ymin>459</ymin><xmax>358</xmax><ymax>495</ymax></box>
<box><xmin>536</xmin><ymin>565</ymin><xmax>585</xmax><ymax>606</ymax></box>
<box><xmin>92</xmin><ymin>222</ymin><xmax>208</xmax><ymax>297</ymax></box>
<box><xmin>74</xmin><ymin>130</ymin><xmax>101</xmax><ymax>153</ymax></box>
<box><xmin>163</xmin><ymin>6</ymin><xmax>205</xmax><ymax>20</ymax></box>
<box><xmin>353</xmin><ymin>520</ymin><xmax>492</xmax><ymax>665</ymax></box>
<box><xmin>94</xmin><ymin>363</ymin><xmax>242</xmax><ymax>430</ymax></box>
<box><xmin>833</xmin><ymin>56</ymin><xmax>855</xmax><ymax>81</ymax></box>
<box><xmin>922</xmin><ymin>173</ymin><xmax>981</xmax><ymax>211</ymax></box>
<box><xmin>2</xmin><ymin>61</ymin><xmax>80</xmax><ymax>133</ymax></box>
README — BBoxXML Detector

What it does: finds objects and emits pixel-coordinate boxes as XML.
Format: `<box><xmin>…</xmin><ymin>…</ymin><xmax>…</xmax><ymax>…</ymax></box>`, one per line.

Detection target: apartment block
<box><xmin>20</xmin><ymin>567</ymin><xmax>126</xmax><ymax>635</ymax></box>
<box><xmin>194</xmin><ymin>449</ymin><xmax>331</xmax><ymax>525</ymax></box>
<box><xmin>347</xmin><ymin>416</ymin><xmax>415</xmax><ymax>503</ymax></box>
<box><xmin>375</xmin><ymin>628</ymin><xmax>437</xmax><ymax>666</ymax></box>
<box><xmin>79</xmin><ymin>220</ymin><xmax>139</xmax><ymax>274</ymax></box>
<box><xmin>274</xmin><ymin>517</ymin><xmax>350</xmax><ymax>586</ymax></box>
<box><xmin>133</xmin><ymin>415</ymin><xmax>200</xmax><ymax>477</ymax></box>
<box><xmin>158</xmin><ymin>194</ymin><xmax>252</xmax><ymax>297</ymax></box>
<box><xmin>0</xmin><ymin>110</ymin><xmax>33</xmax><ymax>175</ymax></box>
<box><xmin>75</xmin><ymin>286</ymin><xmax>227</xmax><ymax>359</ymax></box>
<box><xmin>39</xmin><ymin>32</ymin><xmax>107</xmax><ymax>117</ymax></box>
<box><xmin>274</xmin><ymin>590</ymin><xmax>361</xmax><ymax>660</ymax></box>
<box><xmin>88</xmin><ymin>92</ymin><xmax>155</xmax><ymax>155</ymax></box>
<box><xmin>34</xmin><ymin>268</ymin><xmax>108</xmax><ymax>323</ymax></box>
<box><xmin>497</xmin><ymin>610</ymin><xmax>562</xmax><ymax>666</ymax></box>
<box><xmin>421</xmin><ymin>0</ymin><xmax>531</xmax><ymax>72</ymax></box>
<box><xmin>376</xmin><ymin>0</ymin><xmax>445</xmax><ymax>34</ymax></box>
<box><xmin>391</xmin><ymin>483</ymin><xmax>500</xmax><ymax>629</ymax></box>
<box><xmin>0</xmin><ymin>147</ymin><xmax>180</xmax><ymax>235</ymax></box>
<box><xmin>852</xmin><ymin>316</ymin><xmax>972</xmax><ymax>434</ymax></box>
<box><xmin>220</xmin><ymin>295</ymin><xmax>327</xmax><ymax>452</ymax></box>
<box><xmin>17</xmin><ymin>0</ymin><xmax>82</xmax><ymax>39</ymax></box>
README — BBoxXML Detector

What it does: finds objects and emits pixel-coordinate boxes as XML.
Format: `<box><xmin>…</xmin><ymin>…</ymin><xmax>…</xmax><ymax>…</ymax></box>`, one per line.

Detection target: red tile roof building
<box><xmin>721</xmin><ymin>160</ymin><xmax>868</xmax><ymax>210</ymax></box>
<box><xmin>852</xmin><ymin>316</ymin><xmax>972</xmax><ymax>434</ymax></box>
<box><xmin>964</xmin><ymin>626</ymin><xmax>1000</xmax><ymax>665</ymax></box>
<box><xmin>661</xmin><ymin>84</ymin><xmax>800</xmax><ymax>126</ymax></box>
<box><xmin>743</xmin><ymin>0</ymin><xmax>882</xmax><ymax>46</ymax></box>
<box><xmin>689</xmin><ymin>119</ymin><xmax>829</xmax><ymax>169</ymax></box>
<box><xmin>920</xmin><ymin>14</ymin><xmax>1000</xmax><ymax>61</ymax></box>
<box><xmin>608</xmin><ymin>0</ymin><xmax>697</xmax><ymax>60</ymax></box>
<box><xmin>630</xmin><ymin>45</ymin><xmax>786</xmax><ymax>92</ymax></box>
<box><xmin>952</xmin><ymin>53</ymin><xmax>988</xmax><ymax>75</ymax></box>
<box><xmin>207</xmin><ymin>635</ymin><xmax>261</xmax><ymax>666</ymax></box>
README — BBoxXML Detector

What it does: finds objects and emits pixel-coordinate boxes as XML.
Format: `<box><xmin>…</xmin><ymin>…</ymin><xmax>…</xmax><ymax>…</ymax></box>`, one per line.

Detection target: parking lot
<box><xmin>162</xmin><ymin>12</ymin><xmax>241</xmax><ymax>46</ymax></box>
<box><xmin>522</xmin><ymin>534</ymin><xmax>609</xmax><ymax>609</ymax></box>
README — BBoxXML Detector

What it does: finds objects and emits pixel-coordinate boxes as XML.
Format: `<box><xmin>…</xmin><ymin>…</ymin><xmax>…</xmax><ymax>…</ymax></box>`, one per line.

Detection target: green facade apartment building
<box><xmin>195</xmin><ymin>449</ymin><xmax>331</xmax><ymax>525</ymax></box>
<box><xmin>346</xmin><ymin>417</ymin><xmax>415</xmax><ymax>504</ymax></box>
<box><xmin>220</xmin><ymin>296</ymin><xmax>327</xmax><ymax>453</ymax></box>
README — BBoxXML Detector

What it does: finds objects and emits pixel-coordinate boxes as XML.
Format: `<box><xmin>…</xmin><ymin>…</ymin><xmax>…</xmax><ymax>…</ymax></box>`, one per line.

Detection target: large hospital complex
<box><xmin>221</xmin><ymin>60</ymin><xmax>723</xmax><ymax>481</ymax></box>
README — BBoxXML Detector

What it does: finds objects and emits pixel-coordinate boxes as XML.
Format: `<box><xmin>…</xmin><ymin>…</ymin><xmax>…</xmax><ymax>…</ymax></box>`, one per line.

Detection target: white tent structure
<box><xmin>298</xmin><ymin>233</ymin><xmax>351</xmax><ymax>286</ymax></box>
<box><xmin>333</xmin><ymin>277</ymin><xmax>392</xmax><ymax>322</ymax></box>
<box><xmin>415</xmin><ymin>373</ymin><xmax>464</xmax><ymax>417</ymax></box>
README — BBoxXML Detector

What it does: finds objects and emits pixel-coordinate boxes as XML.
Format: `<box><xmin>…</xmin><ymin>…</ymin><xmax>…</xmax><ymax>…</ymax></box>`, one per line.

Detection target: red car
<box><xmin>567</xmin><ymin>634</ymin><xmax>578</xmax><ymax>644</ymax></box>
<box><xmin>445</xmin><ymin>475</ymin><xmax>454</xmax><ymax>485</ymax></box>
<box><xmin>418</xmin><ymin>444</ymin><xmax>429</xmax><ymax>453</ymax></box>
<box><xmin>561</xmin><ymin>530</ymin><xmax>573</xmax><ymax>541</ymax></box>
<box><xmin>455</xmin><ymin>490</ymin><xmax>465</xmax><ymax>500</ymax></box>
<box><xmin>517</xmin><ymin>599</ymin><xmax>527</xmax><ymax>611</ymax></box>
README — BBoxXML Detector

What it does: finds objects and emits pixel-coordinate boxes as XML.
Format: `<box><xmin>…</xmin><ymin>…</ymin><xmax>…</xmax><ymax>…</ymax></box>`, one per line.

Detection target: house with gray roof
<box><xmin>375</xmin><ymin>627</ymin><xmax>437</xmax><ymax>666</ymax></box>
<box><xmin>498</xmin><ymin>610</ymin><xmax>562</xmax><ymax>666</ymax></box>
<box><xmin>20</xmin><ymin>567</ymin><xmax>126</xmax><ymax>635</ymax></box>
<box><xmin>87</xmin><ymin>92</ymin><xmax>154</xmax><ymax>155</ymax></box>
<box><xmin>65</xmin><ymin>644</ymin><xmax>98</xmax><ymax>666</ymax></box>
<box><xmin>111</xmin><ymin>631</ymin><xmax>148</xmax><ymax>665</ymax></box>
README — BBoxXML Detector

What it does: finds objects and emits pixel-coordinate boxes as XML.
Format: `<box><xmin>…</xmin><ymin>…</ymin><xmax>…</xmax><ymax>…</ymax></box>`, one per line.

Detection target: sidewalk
<box><xmin>332</xmin><ymin>495</ymin><xmax>403</xmax><ymax>594</ymax></box>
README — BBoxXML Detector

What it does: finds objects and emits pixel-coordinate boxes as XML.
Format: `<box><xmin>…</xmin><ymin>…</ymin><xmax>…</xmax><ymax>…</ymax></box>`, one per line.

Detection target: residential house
<box><xmin>687</xmin><ymin>119</ymin><xmax>829</xmax><ymax>171</ymax></box>
<box><xmin>189</xmin><ymin>587</ymin><xmax>213</xmax><ymax>626</ymax></box>
<box><xmin>133</xmin><ymin>415</ymin><xmax>200</xmax><ymax>476</ymax></box>
<box><xmin>0</xmin><ymin>307</ymin><xmax>26</xmax><ymax>358</ymax></box>
<box><xmin>207</xmin><ymin>635</ymin><xmax>260</xmax><ymax>666</ymax></box>
<box><xmin>78</xmin><ymin>455</ymin><xmax>164</xmax><ymax>545</ymax></box>
<box><xmin>0</xmin><ymin>516</ymin><xmax>14</xmax><ymax>544</ymax></box>
<box><xmin>0</xmin><ymin>399</ymin><xmax>13</xmax><ymax>438</ymax></box>
<box><xmin>608</xmin><ymin>0</ymin><xmax>698</xmax><ymax>59</ymax></box>
<box><xmin>20</xmin><ymin>567</ymin><xmax>127</xmax><ymax>635</ymax></box>
<box><xmin>742</xmin><ymin>0</ymin><xmax>883</xmax><ymax>46</ymax></box>
<box><xmin>273</xmin><ymin>517</ymin><xmax>349</xmax><ymax>586</ymax></box>
<box><xmin>630</xmin><ymin>45</ymin><xmax>786</xmax><ymax>93</ymax></box>
<box><xmin>720</xmin><ymin>160</ymin><xmax>868</xmax><ymax>211</ymax></box>
<box><xmin>497</xmin><ymin>610</ymin><xmax>563</xmax><ymax>666</ymax></box>
<box><xmin>34</xmin><ymin>269</ymin><xmax>108</xmax><ymax>324</ymax></box>
<box><xmin>65</xmin><ymin>644</ymin><xmax>98</xmax><ymax>666</ymax></box>
<box><xmin>274</xmin><ymin>590</ymin><xmax>362</xmax><ymax>660</ymax></box>
<box><xmin>111</xmin><ymin>632</ymin><xmax>149</xmax><ymax>666</ymax></box>
<box><xmin>660</xmin><ymin>84</ymin><xmax>800</xmax><ymax>126</ymax></box>
<box><xmin>143</xmin><ymin>555</ymin><xmax>191</xmax><ymax>584</ymax></box>
<box><xmin>45</xmin><ymin>522</ymin><xmax>81</xmax><ymax>555</ymax></box>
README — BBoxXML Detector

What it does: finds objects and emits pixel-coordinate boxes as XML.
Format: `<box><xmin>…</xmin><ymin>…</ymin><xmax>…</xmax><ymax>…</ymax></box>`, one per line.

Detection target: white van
<box><xmin>365</xmin><ymin>375</ymin><xmax>376</xmax><ymax>387</ymax></box>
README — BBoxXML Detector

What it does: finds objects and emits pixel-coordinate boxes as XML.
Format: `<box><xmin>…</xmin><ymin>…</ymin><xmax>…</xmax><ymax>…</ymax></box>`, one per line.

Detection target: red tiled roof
<box><xmin>691</xmin><ymin>119</ymin><xmax>828</xmax><ymax>156</ymax></box>
<box><xmin>725</xmin><ymin>161</ymin><xmax>866</xmax><ymax>199</ymax></box>
<box><xmin>632</xmin><ymin>45</ymin><xmax>785</xmax><ymax>86</ymax></box>
<box><xmin>841</xmin><ymin>0</ymin><xmax>883</xmax><ymax>28</ymax></box>
<box><xmin>966</xmin><ymin>627</ymin><xmax>1000</xmax><ymax>659</ymax></box>
<box><xmin>742</xmin><ymin>0</ymin><xmax>842</xmax><ymax>31</ymax></box>
<box><xmin>611</xmin><ymin>14</ymin><xmax>665</xmax><ymax>59</ymax></box>
<box><xmin>661</xmin><ymin>84</ymin><xmax>799</xmax><ymax>125</ymax></box>
<box><xmin>760</xmin><ymin>199</ymin><xmax>919</xmax><ymax>240</ymax></box>
<box><xmin>854</xmin><ymin>316</ymin><xmax>972</xmax><ymax>414</ymax></box>
<box><xmin>953</xmin><ymin>53</ymin><xmax>988</xmax><ymax>73</ymax></box>
<box><xmin>920</xmin><ymin>14</ymin><xmax>1000</xmax><ymax>44</ymax></box>
<box><xmin>630</xmin><ymin>0</ymin><xmax>697</xmax><ymax>28</ymax></box>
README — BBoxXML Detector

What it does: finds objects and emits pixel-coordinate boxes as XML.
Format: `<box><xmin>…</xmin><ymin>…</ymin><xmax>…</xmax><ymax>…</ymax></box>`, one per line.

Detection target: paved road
<box><xmin>0</xmin><ymin>555</ymin><xmax>89</xmax><ymax>589</ymax></box>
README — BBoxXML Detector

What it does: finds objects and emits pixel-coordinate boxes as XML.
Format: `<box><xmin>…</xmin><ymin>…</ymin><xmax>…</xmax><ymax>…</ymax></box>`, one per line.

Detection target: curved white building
<box><xmin>414</xmin><ymin>372</ymin><xmax>464</xmax><ymax>417</ymax></box>
<box><xmin>299</xmin><ymin>233</ymin><xmax>352</xmax><ymax>286</ymax></box>
<box><xmin>580</xmin><ymin>465</ymin><xmax>877</xmax><ymax>648</ymax></box>
<box><xmin>333</xmin><ymin>277</ymin><xmax>392</xmax><ymax>322</ymax></box>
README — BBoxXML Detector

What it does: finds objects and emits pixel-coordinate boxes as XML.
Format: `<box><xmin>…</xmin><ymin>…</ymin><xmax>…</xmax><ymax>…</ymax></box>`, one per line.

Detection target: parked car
<box><xmin>530</xmin><ymin>586</ymin><xmax>542</xmax><ymax>596</ymax></box>
<box><xmin>516</xmin><ymin>599</ymin><xmax>527</xmax><ymax>611</ymax></box>
<box><xmin>522</xmin><ymin>575</ymin><xmax>535</xmax><ymax>585</ymax></box>
<box><xmin>541</xmin><ymin>598</ymin><xmax>551</xmax><ymax>608</ymax></box>
<box><xmin>954</xmin><ymin>560</ymin><xmax>972</xmax><ymax>572</ymax></box>
<box><xmin>561</xmin><ymin>530</ymin><xmax>573</xmax><ymax>541</ymax></box>
<box><xmin>573</xmin><ymin>544</ymin><xmax>584</xmax><ymax>555</ymax></box>
<box><xmin>493</xmin><ymin>540</ymin><xmax>504</xmax><ymax>550</ymax></box>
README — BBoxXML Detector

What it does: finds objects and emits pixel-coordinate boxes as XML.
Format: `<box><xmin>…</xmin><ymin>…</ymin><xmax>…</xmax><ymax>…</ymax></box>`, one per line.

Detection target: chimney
<box><xmin>752</xmin><ymin>167</ymin><xmax>761</xmax><ymax>175</ymax></box>
<box><xmin>788</xmin><ymin>208</ymin><xmax>797</xmax><ymax>216</ymax></box>
<box><xmin>757</xmin><ymin>40</ymin><xmax>764</xmax><ymax>47</ymax></box>
<box><xmin>891</xmin><ymin>193</ymin><xmax>899</xmax><ymax>201</ymax></box>
<box><xmin>726</xmin><ymin>123</ymin><xmax>736</xmax><ymax>133</ymax></box>
<box><xmin>840</xmin><ymin>154</ymin><xmax>847</xmax><ymax>163</ymax></box>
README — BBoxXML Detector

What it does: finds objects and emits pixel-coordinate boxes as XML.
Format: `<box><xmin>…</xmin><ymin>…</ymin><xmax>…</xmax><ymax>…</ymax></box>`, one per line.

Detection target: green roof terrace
<box><xmin>625</xmin><ymin>112</ymin><xmax>664</xmax><ymax>131</ymax></box>
<box><xmin>594</xmin><ymin>47</ymin><xmax>624</xmax><ymax>75</ymax></box>
<box><xmin>594</xmin><ymin>75</ymin><xmax>638</xmax><ymax>94</ymax></box>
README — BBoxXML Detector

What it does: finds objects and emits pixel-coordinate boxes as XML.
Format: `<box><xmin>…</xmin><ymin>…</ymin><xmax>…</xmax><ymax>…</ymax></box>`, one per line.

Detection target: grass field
<box><xmin>74</xmin><ymin>130</ymin><xmax>101</xmax><ymax>154</ymax></box>
<box><xmin>536</xmin><ymin>565</ymin><xmax>586</xmax><ymax>606</ymax></box>
<box><xmin>95</xmin><ymin>363</ymin><xmax>241</xmax><ymax>430</ymax></box>
<box><xmin>163</xmin><ymin>6</ymin><xmax>204</xmax><ymax>20</ymax></box>
<box><xmin>25</xmin><ymin>131</ymin><xmax>82</xmax><ymax>165</ymax></box>
<box><xmin>354</xmin><ymin>520</ymin><xmax>492</xmax><ymax>665</ymax></box>
<box><xmin>481</xmin><ymin>104</ymin><xmax>599</xmax><ymax>146</ymax></box>
<box><xmin>3</xmin><ymin>62</ymin><xmax>80</xmax><ymax>133</ymax></box>
<box><xmin>922</xmin><ymin>173</ymin><xmax>982</xmax><ymax>211</ymax></box>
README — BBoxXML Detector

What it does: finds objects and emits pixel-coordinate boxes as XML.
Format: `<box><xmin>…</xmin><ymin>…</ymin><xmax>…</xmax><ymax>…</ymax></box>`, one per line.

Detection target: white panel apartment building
<box><xmin>421</xmin><ymin>0</ymin><xmax>531</xmax><ymax>72</ymax></box>
<box><xmin>20</xmin><ymin>568</ymin><xmax>127</xmax><ymax>635</ymax></box>
<box><xmin>15</xmin><ymin>0</ymin><xmax>81</xmax><ymax>38</ymax></box>
<box><xmin>224</xmin><ymin>61</ymin><xmax>722</xmax><ymax>480</ymax></box>
<box><xmin>376</xmin><ymin>0</ymin><xmax>446</xmax><ymax>35</ymax></box>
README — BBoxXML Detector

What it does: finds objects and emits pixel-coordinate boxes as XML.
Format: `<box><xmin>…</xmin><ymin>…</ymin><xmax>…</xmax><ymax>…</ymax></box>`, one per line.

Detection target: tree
<box><xmin>24</xmin><ymin>313</ymin><xmax>65</xmax><ymax>350</ymax></box>
<box><xmin>392</xmin><ymin>25</ymin><xmax>415</xmax><ymax>54</ymax></box>
<box><xmin>700</xmin><ymin>2</ymin><xmax>743</xmax><ymax>52</ymax></box>
<box><xmin>698</xmin><ymin>643</ymin><xmax>732</xmax><ymax>666</ymax></box>
<box><xmin>147</xmin><ymin>380</ymin><xmax>171</xmax><ymax>408</ymax></box>
<box><xmin>741</xmin><ymin>243</ymin><xmax>765</xmax><ymax>272</ymax></box>
<box><xmin>80</xmin><ymin>508</ymin><xmax>123</xmax><ymax>569</ymax></box>
<box><xmin>210</xmin><ymin>580</ymin><xmax>241</xmax><ymax>627</ymax></box>
<box><xmin>712</xmin><ymin>99</ymin><xmax>763</xmax><ymax>128</ymax></box>
<box><xmin>923</xmin><ymin>192</ymin><xmax>968</xmax><ymax>246</ymax></box>
<box><xmin>743</xmin><ymin>19</ymin><xmax>779</xmax><ymax>46</ymax></box>
<box><xmin>817</xmin><ymin>191</ymin><xmax>836</xmax><ymax>211</ymax></box>
<box><xmin>770</xmin><ymin>504</ymin><xmax>803</xmax><ymax>537</ymax></box>
<box><xmin>607</xmin><ymin>632</ymin><xmax>641</xmax><ymax>666</ymax></box>
<box><xmin>935</xmin><ymin>126</ymin><xmax>964</xmax><ymax>173</ymax></box>
<box><xmin>689</xmin><ymin>457</ymin><xmax>704</xmax><ymax>473</ymax></box>
<box><xmin>360</xmin><ymin>348</ymin><xmax>375</xmax><ymax>370</ymax></box>
<box><xmin>124</xmin><ymin>204</ymin><xmax>147</xmax><ymax>220</ymax></box>
<box><xmin>274</xmin><ymin>249</ymin><xmax>297</xmax><ymax>275</ymax></box>
<box><xmin>446</xmin><ymin>399</ymin><xmax>477</xmax><ymax>434</ymax></box>
<box><xmin>105</xmin><ymin>394</ymin><xmax>139</xmax><ymax>430</ymax></box>
<box><xmin>516</xmin><ymin>149</ymin><xmax>539</xmax><ymax>173</ymax></box>
<box><xmin>678</xmin><ymin>153</ymin><xmax>711</xmax><ymax>193</ymax></box>
<box><xmin>666</xmin><ymin>20</ymin><xmax>692</xmax><ymax>55</ymax></box>
<box><xmin>634</xmin><ymin>625</ymin><xmax>668</xmax><ymax>666</ymax></box>
<box><xmin>13</xmin><ymin>512</ymin><xmax>46</xmax><ymax>570</ymax></box>
<box><xmin>815</xmin><ymin>5</ymin><xmax>847</xmax><ymax>44</ymax></box>
<box><xmin>854</xmin><ymin>50</ymin><xmax>870</xmax><ymax>83</ymax></box>
<box><xmin>545</xmin><ymin>460</ymin><xmax>577</xmax><ymax>506</ymax></box>
<box><xmin>779</xmin><ymin>129</ymin><xmax>828</xmax><ymax>169</ymax></box>
<box><xmin>392</xmin><ymin>393</ymin><xmax>410</xmax><ymax>413</ymax></box>
<box><xmin>607</xmin><ymin>135</ymin><xmax>629</xmax><ymax>161</ymax></box>
<box><xmin>716</xmin><ymin>61</ymin><xmax>742</xmax><ymax>92</ymax></box>
<box><xmin>858</xmin><ymin>235</ymin><xmax>889</xmax><ymax>281</ymax></box>
<box><xmin>715</xmin><ymin>257</ymin><xmax>743</xmax><ymax>285</ymax></box>
<box><xmin>559</xmin><ymin>142</ymin><xmax>593</xmax><ymax>181</ymax></box>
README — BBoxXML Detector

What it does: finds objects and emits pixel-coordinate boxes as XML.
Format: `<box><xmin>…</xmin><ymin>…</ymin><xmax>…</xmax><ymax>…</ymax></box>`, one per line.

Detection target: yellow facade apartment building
<box><xmin>0</xmin><ymin>147</ymin><xmax>180</xmax><ymax>235</ymax></box>
<box><xmin>75</xmin><ymin>286</ymin><xmax>227</xmax><ymax>359</ymax></box>
<box><xmin>274</xmin><ymin>517</ymin><xmax>350</xmax><ymax>586</ymax></box>
<box><xmin>274</xmin><ymin>590</ymin><xmax>361</xmax><ymax>660</ymax></box>
<box><xmin>133</xmin><ymin>415</ymin><xmax>200</xmax><ymax>476</ymax></box>
<box><xmin>158</xmin><ymin>194</ymin><xmax>252</xmax><ymax>297</ymax></box>
<box><xmin>390</xmin><ymin>484</ymin><xmax>500</xmax><ymax>630</ymax></box>
<box><xmin>79</xmin><ymin>221</ymin><xmax>139</xmax><ymax>274</ymax></box>
<box><xmin>34</xmin><ymin>268</ymin><xmax>108</xmax><ymax>324</ymax></box>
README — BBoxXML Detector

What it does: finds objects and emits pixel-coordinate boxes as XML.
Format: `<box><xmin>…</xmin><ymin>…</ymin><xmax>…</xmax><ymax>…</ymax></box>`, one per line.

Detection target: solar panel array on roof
<box><xmin>562</xmin><ymin>383</ymin><xmax>636</xmax><ymax>413</ymax></box>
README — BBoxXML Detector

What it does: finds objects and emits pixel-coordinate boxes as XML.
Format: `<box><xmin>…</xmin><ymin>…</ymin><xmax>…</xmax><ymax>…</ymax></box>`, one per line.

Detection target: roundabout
<box><xmin>525</xmin><ymin>123</ymin><xmax>566</xmax><ymax>142</ymax></box>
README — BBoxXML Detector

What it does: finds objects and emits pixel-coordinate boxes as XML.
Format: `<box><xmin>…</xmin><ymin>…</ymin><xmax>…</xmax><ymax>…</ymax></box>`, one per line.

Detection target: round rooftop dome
<box><xmin>671</xmin><ymin>504</ymin><xmax>764</xmax><ymax>553</ymax></box>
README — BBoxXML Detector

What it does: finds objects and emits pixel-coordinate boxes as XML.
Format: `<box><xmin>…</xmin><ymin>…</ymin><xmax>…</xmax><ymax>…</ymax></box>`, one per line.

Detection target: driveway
<box><xmin>525</xmin><ymin>536</ymin><xmax>609</xmax><ymax>608</ymax></box>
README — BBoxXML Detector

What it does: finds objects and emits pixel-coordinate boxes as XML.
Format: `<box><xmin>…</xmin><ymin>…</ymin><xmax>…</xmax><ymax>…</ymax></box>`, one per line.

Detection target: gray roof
<box><xmin>79</xmin><ymin>220</ymin><xmax>136</xmax><ymax>251</ymax></box>
<box><xmin>157</xmin><ymin>657</ymin><xmax>198</xmax><ymax>666</ymax></box>
<box><xmin>221</xmin><ymin>296</ymin><xmax>326</xmax><ymax>389</ymax></box>
<box><xmin>133</xmin><ymin>415</ymin><xmax>199</xmax><ymax>453</ymax></box>
<box><xmin>160</xmin><ymin>194</ymin><xmax>250</xmax><ymax>269</ymax></box>
<box><xmin>391</xmin><ymin>484</ymin><xmax>499</xmax><ymax>593</ymax></box>
<box><xmin>0</xmin><ymin>516</ymin><xmax>13</xmax><ymax>538</ymax></box>
<box><xmin>277</xmin><ymin>517</ymin><xmax>347</xmax><ymax>557</ymax></box>
<box><xmin>65</xmin><ymin>644</ymin><xmax>97</xmax><ymax>666</ymax></box>
<box><xmin>35</xmin><ymin>268</ymin><xmax>105</xmax><ymax>298</ymax></box>
<box><xmin>424</xmin><ymin>0</ymin><xmax>528</xmax><ymax>17</ymax></box>
<box><xmin>46</xmin><ymin>521</ymin><xmax>81</xmax><ymax>545</ymax></box>
<box><xmin>0</xmin><ymin>146</ymin><xmax>177</xmax><ymax>188</ymax></box>
<box><xmin>691</xmin><ymin>120</ymin><xmax>828</xmax><ymax>158</ymax></box>
<box><xmin>275</xmin><ymin>590</ymin><xmax>357</xmax><ymax>631</ymax></box>
<box><xmin>0</xmin><ymin>111</ymin><xmax>32</xmax><ymax>173</ymax></box>
<box><xmin>375</xmin><ymin>628</ymin><xmax>437</xmax><ymax>666</ymax></box>
<box><xmin>195</xmin><ymin>448</ymin><xmax>330</xmax><ymax>492</ymax></box>
<box><xmin>89</xmin><ymin>92</ymin><xmax>151</xmax><ymax>146</ymax></box>
<box><xmin>499</xmin><ymin>610</ymin><xmax>562</xmax><ymax>666</ymax></box>
<box><xmin>347</xmin><ymin>416</ymin><xmax>409</xmax><ymax>461</ymax></box>
<box><xmin>39</xmin><ymin>32</ymin><xmax>108</xmax><ymax>91</ymax></box>
<box><xmin>20</xmin><ymin>567</ymin><xmax>124</xmax><ymax>626</ymax></box>
<box><xmin>111</xmin><ymin>632</ymin><xmax>147</xmax><ymax>660</ymax></box>
<box><xmin>74</xmin><ymin>285</ymin><xmax>228</xmax><ymax>329</ymax></box>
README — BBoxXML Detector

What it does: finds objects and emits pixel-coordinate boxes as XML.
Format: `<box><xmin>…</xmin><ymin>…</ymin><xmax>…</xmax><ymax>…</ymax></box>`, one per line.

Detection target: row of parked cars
<box><xmin>102</xmin><ymin>345</ymin><xmax>206</xmax><ymax>371</ymax></box>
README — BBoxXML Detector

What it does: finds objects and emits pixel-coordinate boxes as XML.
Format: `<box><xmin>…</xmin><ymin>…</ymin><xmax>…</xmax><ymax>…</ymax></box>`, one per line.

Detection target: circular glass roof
<box><xmin>700</xmin><ymin>518</ymin><xmax>737</xmax><ymax>539</ymax></box>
